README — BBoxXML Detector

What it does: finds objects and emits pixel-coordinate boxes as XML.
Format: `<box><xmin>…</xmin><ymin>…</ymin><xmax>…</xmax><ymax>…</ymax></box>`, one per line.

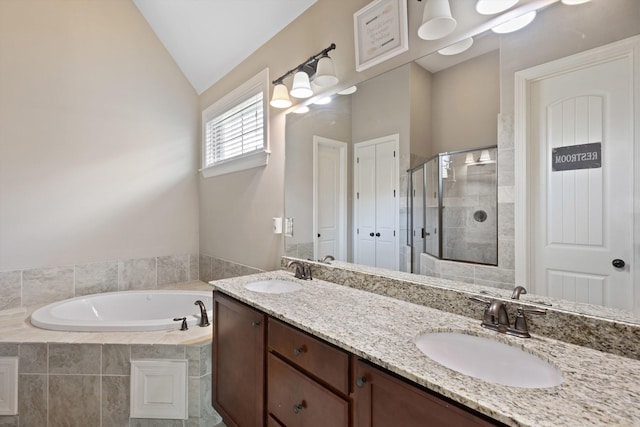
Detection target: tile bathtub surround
<box><xmin>212</xmin><ymin>271</ymin><xmax>640</xmax><ymax>427</ymax></box>
<box><xmin>198</xmin><ymin>254</ymin><xmax>263</xmax><ymax>283</ymax></box>
<box><xmin>283</xmin><ymin>257</ymin><xmax>640</xmax><ymax>360</ymax></box>
<box><xmin>0</xmin><ymin>341</ymin><xmax>222</xmax><ymax>427</ymax></box>
<box><xmin>0</xmin><ymin>253</ymin><xmax>200</xmax><ymax>312</ymax></box>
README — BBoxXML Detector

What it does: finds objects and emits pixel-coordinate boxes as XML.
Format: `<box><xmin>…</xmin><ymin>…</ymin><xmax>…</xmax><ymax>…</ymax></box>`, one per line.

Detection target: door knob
<box><xmin>369</xmin><ymin>232</ymin><xmax>374</xmax><ymax>237</ymax></box>
<box><xmin>375</xmin><ymin>232</ymin><xmax>381</xmax><ymax>237</ymax></box>
<box><xmin>612</xmin><ymin>259</ymin><xmax>626</xmax><ymax>269</ymax></box>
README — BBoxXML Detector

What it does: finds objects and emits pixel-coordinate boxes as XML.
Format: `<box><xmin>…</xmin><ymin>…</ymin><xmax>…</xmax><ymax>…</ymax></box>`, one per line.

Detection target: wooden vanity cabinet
<box><xmin>353</xmin><ymin>359</ymin><xmax>502</xmax><ymax>427</ymax></box>
<box><xmin>267</xmin><ymin>318</ymin><xmax>351</xmax><ymax>427</ymax></box>
<box><xmin>212</xmin><ymin>292</ymin><xmax>266</xmax><ymax>427</ymax></box>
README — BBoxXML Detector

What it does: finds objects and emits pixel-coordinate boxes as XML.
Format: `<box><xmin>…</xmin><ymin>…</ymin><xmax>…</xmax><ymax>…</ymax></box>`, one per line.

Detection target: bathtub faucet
<box><xmin>194</xmin><ymin>300</ymin><xmax>210</xmax><ymax>327</ymax></box>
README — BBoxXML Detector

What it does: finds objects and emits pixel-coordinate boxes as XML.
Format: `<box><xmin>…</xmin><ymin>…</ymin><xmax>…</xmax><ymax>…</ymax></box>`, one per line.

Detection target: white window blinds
<box><xmin>204</xmin><ymin>92</ymin><xmax>264</xmax><ymax>167</ymax></box>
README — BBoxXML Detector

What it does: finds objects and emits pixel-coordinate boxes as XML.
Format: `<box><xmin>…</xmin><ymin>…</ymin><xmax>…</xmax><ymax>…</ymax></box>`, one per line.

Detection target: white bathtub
<box><xmin>30</xmin><ymin>290</ymin><xmax>213</xmax><ymax>332</ymax></box>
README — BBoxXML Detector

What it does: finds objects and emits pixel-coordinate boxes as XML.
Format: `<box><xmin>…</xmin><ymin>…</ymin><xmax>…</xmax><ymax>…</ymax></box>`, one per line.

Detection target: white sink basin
<box><xmin>244</xmin><ymin>280</ymin><xmax>303</xmax><ymax>294</ymax></box>
<box><xmin>414</xmin><ymin>332</ymin><xmax>563</xmax><ymax>389</ymax></box>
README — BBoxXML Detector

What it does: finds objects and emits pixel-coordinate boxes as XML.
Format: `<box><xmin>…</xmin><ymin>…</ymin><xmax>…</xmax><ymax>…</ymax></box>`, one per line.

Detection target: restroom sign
<box><xmin>552</xmin><ymin>142</ymin><xmax>601</xmax><ymax>172</ymax></box>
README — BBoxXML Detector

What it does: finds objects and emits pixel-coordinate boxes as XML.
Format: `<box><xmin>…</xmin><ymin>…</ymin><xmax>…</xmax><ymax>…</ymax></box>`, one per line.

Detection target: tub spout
<box><xmin>194</xmin><ymin>300</ymin><xmax>210</xmax><ymax>327</ymax></box>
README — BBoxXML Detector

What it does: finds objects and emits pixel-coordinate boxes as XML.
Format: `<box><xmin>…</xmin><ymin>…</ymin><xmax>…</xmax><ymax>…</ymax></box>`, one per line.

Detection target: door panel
<box><xmin>374</xmin><ymin>140</ymin><xmax>397</xmax><ymax>270</ymax></box>
<box><xmin>531</xmin><ymin>54</ymin><xmax>634</xmax><ymax>310</ymax></box>
<box><xmin>355</xmin><ymin>144</ymin><xmax>377</xmax><ymax>267</ymax></box>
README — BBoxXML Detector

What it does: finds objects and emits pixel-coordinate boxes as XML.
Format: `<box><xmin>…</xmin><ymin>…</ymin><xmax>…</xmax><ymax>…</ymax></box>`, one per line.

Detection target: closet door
<box><xmin>354</xmin><ymin>135</ymin><xmax>399</xmax><ymax>270</ymax></box>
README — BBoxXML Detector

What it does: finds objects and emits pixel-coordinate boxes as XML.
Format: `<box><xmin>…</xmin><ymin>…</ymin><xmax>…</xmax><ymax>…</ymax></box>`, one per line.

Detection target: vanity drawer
<box><xmin>268</xmin><ymin>353</ymin><xmax>349</xmax><ymax>427</ymax></box>
<box><xmin>268</xmin><ymin>318</ymin><xmax>349</xmax><ymax>394</ymax></box>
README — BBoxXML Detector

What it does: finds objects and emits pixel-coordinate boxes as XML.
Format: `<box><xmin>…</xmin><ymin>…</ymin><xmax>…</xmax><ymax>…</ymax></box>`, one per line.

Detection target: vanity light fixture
<box><xmin>478</xmin><ymin>149</ymin><xmax>491</xmax><ymax>162</ymax></box>
<box><xmin>438</xmin><ymin>37</ymin><xmax>474</xmax><ymax>55</ymax></box>
<box><xmin>561</xmin><ymin>0</ymin><xmax>591</xmax><ymax>4</ymax></box>
<box><xmin>491</xmin><ymin>10</ymin><xmax>536</xmax><ymax>33</ymax></box>
<box><xmin>417</xmin><ymin>0</ymin><xmax>457</xmax><ymax>41</ymax></box>
<box><xmin>475</xmin><ymin>0</ymin><xmax>519</xmax><ymax>15</ymax></box>
<box><xmin>269</xmin><ymin>43</ymin><xmax>338</xmax><ymax>108</ymax></box>
<box><xmin>338</xmin><ymin>86</ymin><xmax>357</xmax><ymax>95</ymax></box>
<box><xmin>292</xmin><ymin>105</ymin><xmax>310</xmax><ymax>114</ymax></box>
<box><xmin>313</xmin><ymin>96</ymin><xmax>332</xmax><ymax>105</ymax></box>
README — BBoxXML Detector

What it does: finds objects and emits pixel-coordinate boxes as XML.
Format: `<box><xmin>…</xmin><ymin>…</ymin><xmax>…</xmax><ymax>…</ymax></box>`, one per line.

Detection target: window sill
<box><xmin>199</xmin><ymin>150</ymin><xmax>270</xmax><ymax>178</ymax></box>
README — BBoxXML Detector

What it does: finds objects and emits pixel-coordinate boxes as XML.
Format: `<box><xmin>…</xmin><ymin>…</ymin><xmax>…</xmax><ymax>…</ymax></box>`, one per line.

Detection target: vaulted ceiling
<box><xmin>133</xmin><ymin>0</ymin><xmax>317</xmax><ymax>94</ymax></box>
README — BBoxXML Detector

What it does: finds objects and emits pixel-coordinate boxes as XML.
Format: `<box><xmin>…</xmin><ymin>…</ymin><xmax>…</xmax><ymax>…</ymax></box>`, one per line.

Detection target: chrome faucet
<box><xmin>287</xmin><ymin>260</ymin><xmax>312</xmax><ymax>280</ymax></box>
<box><xmin>194</xmin><ymin>300</ymin><xmax>210</xmax><ymax>327</ymax></box>
<box><xmin>470</xmin><ymin>296</ymin><xmax>546</xmax><ymax>338</ymax></box>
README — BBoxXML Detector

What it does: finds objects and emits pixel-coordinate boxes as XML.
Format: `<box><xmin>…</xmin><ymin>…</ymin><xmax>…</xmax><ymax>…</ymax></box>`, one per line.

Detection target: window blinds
<box><xmin>204</xmin><ymin>92</ymin><xmax>264</xmax><ymax>167</ymax></box>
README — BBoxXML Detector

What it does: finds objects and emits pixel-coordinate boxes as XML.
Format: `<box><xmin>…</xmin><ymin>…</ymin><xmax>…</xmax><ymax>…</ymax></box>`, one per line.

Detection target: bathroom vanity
<box><xmin>210</xmin><ymin>270</ymin><xmax>640</xmax><ymax>427</ymax></box>
<box><xmin>212</xmin><ymin>291</ymin><xmax>497</xmax><ymax>427</ymax></box>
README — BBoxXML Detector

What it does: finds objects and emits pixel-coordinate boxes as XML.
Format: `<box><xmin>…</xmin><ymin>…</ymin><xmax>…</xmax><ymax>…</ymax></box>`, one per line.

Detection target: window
<box><xmin>200</xmin><ymin>69</ymin><xmax>269</xmax><ymax>178</ymax></box>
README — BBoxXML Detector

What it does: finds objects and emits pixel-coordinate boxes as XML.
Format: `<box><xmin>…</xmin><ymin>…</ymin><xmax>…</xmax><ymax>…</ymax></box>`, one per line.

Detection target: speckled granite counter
<box><xmin>211</xmin><ymin>271</ymin><xmax>640</xmax><ymax>427</ymax></box>
<box><xmin>0</xmin><ymin>281</ymin><xmax>212</xmax><ymax>345</ymax></box>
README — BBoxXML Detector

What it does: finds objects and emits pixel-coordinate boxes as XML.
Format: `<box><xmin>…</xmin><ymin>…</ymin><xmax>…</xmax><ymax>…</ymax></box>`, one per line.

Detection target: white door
<box><xmin>354</xmin><ymin>135</ymin><xmax>399</xmax><ymax>270</ymax></box>
<box><xmin>411</xmin><ymin>167</ymin><xmax>425</xmax><ymax>273</ymax></box>
<box><xmin>525</xmin><ymin>40</ymin><xmax>638</xmax><ymax>311</ymax></box>
<box><xmin>313</xmin><ymin>136</ymin><xmax>347</xmax><ymax>261</ymax></box>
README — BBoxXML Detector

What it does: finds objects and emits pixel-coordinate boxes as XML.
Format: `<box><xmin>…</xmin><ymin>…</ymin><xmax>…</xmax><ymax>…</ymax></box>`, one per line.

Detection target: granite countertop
<box><xmin>211</xmin><ymin>270</ymin><xmax>640</xmax><ymax>427</ymax></box>
<box><xmin>0</xmin><ymin>281</ymin><xmax>212</xmax><ymax>345</ymax></box>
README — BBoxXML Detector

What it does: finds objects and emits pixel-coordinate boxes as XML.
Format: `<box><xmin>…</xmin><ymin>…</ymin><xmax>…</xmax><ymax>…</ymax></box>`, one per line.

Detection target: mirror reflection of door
<box><xmin>411</xmin><ymin>167</ymin><xmax>425</xmax><ymax>273</ymax></box>
<box><xmin>313</xmin><ymin>136</ymin><xmax>347</xmax><ymax>261</ymax></box>
<box><xmin>354</xmin><ymin>135</ymin><xmax>399</xmax><ymax>270</ymax></box>
<box><xmin>526</xmin><ymin>37</ymin><xmax>638</xmax><ymax>312</ymax></box>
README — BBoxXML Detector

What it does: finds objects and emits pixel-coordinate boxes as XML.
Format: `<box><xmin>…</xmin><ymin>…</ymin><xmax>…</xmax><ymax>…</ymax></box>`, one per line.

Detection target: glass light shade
<box><xmin>418</xmin><ymin>0</ymin><xmax>457</xmax><ymax>41</ymax></box>
<box><xmin>562</xmin><ymin>0</ymin><xmax>591</xmax><ymax>4</ymax></box>
<box><xmin>293</xmin><ymin>106</ymin><xmax>310</xmax><ymax>114</ymax></box>
<box><xmin>475</xmin><ymin>0</ymin><xmax>518</xmax><ymax>15</ymax></box>
<box><xmin>492</xmin><ymin>11</ymin><xmax>536</xmax><ymax>33</ymax></box>
<box><xmin>479</xmin><ymin>150</ymin><xmax>491</xmax><ymax>162</ymax></box>
<box><xmin>313</xmin><ymin>96</ymin><xmax>332</xmax><ymax>105</ymax></box>
<box><xmin>465</xmin><ymin>153</ymin><xmax>475</xmax><ymax>164</ymax></box>
<box><xmin>314</xmin><ymin>56</ymin><xmax>339</xmax><ymax>87</ymax></box>
<box><xmin>438</xmin><ymin>37</ymin><xmax>474</xmax><ymax>56</ymax></box>
<box><xmin>270</xmin><ymin>84</ymin><xmax>292</xmax><ymax>108</ymax></box>
<box><xmin>338</xmin><ymin>86</ymin><xmax>357</xmax><ymax>95</ymax></box>
<box><xmin>290</xmin><ymin>71</ymin><xmax>313</xmax><ymax>98</ymax></box>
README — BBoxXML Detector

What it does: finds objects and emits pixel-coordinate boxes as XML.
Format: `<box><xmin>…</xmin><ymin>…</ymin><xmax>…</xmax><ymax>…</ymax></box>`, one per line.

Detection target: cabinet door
<box><xmin>213</xmin><ymin>292</ymin><xmax>265</xmax><ymax>427</ymax></box>
<box><xmin>268</xmin><ymin>353</ymin><xmax>349</xmax><ymax>427</ymax></box>
<box><xmin>353</xmin><ymin>359</ymin><xmax>499</xmax><ymax>427</ymax></box>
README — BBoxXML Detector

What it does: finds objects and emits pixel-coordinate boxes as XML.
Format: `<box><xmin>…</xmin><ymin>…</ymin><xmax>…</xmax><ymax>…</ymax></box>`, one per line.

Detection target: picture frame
<box><xmin>354</xmin><ymin>0</ymin><xmax>409</xmax><ymax>72</ymax></box>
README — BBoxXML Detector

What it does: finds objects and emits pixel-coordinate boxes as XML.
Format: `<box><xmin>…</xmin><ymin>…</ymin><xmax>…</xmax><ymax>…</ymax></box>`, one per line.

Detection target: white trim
<box><xmin>514</xmin><ymin>35</ymin><xmax>640</xmax><ymax>304</ymax></box>
<box><xmin>313</xmin><ymin>136</ymin><xmax>348</xmax><ymax>261</ymax></box>
<box><xmin>200</xmin><ymin>68</ymin><xmax>270</xmax><ymax>178</ymax></box>
<box><xmin>199</xmin><ymin>150</ymin><xmax>270</xmax><ymax>178</ymax></box>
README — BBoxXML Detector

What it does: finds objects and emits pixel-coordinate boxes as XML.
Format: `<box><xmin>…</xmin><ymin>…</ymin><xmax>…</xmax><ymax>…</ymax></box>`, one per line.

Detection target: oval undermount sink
<box><xmin>244</xmin><ymin>280</ymin><xmax>303</xmax><ymax>294</ymax></box>
<box><xmin>414</xmin><ymin>332</ymin><xmax>563</xmax><ymax>389</ymax></box>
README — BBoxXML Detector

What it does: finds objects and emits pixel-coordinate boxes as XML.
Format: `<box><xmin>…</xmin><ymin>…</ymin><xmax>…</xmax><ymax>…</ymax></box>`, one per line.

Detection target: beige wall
<box><xmin>431</xmin><ymin>50</ymin><xmax>499</xmax><ymax>155</ymax></box>
<box><xmin>0</xmin><ymin>0</ymin><xmax>199</xmax><ymax>270</ymax></box>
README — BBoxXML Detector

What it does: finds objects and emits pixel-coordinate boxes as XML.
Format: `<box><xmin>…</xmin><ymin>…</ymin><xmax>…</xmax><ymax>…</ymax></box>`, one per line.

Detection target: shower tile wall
<box><xmin>0</xmin><ymin>341</ymin><xmax>222</xmax><ymax>427</ymax></box>
<box><xmin>442</xmin><ymin>161</ymin><xmax>497</xmax><ymax>265</ymax></box>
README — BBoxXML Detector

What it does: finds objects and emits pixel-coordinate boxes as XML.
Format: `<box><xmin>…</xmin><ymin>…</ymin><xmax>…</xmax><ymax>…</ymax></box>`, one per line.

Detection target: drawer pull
<box><xmin>355</xmin><ymin>376</ymin><xmax>367</xmax><ymax>388</ymax></box>
<box><xmin>293</xmin><ymin>402</ymin><xmax>305</xmax><ymax>414</ymax></box>
<box><xmin>293</xmin><ymin>346</ymin><xmax>306</xmax><ymax>356</ymax></box>
<box><xmin>251</xmin><ymin>320</ymin><xmax>261</xmax><ymax>328</ymax></box>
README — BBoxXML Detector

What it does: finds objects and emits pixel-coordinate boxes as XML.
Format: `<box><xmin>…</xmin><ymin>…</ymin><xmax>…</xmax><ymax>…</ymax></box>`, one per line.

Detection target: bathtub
<box><xmin>30</xmin><ymin>290</ymin><xmax>213</xmax><ymax>332</ymax></box>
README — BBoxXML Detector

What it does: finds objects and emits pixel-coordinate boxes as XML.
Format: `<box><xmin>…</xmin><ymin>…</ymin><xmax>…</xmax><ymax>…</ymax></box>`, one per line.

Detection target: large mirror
<box><xmin>284</xmin><ymin>0</ymin><xmax>640</xmax><ymax>319</ymax></box>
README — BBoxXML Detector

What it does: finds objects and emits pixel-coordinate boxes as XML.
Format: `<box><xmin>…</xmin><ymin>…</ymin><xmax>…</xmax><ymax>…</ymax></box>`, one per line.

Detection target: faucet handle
<box><xmin>511</xmin><ymin>307</ymin><xmax>546</xmax><ymax>338</ymax></box>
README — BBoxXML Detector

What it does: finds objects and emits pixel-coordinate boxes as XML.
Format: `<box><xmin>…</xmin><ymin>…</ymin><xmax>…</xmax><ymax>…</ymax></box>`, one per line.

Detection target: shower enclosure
<box><xmin>409</xmin><ymin>146</ymin><xmax>498</xmax><ymax>273</ymax></box>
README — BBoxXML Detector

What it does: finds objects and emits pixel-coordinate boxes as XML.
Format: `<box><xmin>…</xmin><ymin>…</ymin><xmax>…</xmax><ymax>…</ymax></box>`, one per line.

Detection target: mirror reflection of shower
<box><xmin>410</xmin><ymin>146</ymin><xmax>498</xmax><ymax>273</ymax></box>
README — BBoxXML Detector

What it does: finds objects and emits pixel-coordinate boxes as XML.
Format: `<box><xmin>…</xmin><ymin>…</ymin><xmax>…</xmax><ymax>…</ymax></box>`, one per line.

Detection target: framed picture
<box><xmin>354</xmin><ymin>0</ymin><xmax>409</xmax><ymax>72</ymax></box>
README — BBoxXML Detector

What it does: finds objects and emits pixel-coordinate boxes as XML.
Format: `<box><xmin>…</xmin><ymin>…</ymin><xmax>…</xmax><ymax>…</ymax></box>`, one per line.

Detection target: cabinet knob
<box><xmin>251</xmin><ymin>320</ymin><xmax>261</xmax><ymax>328</ymax></box>
<box><xmin>293</xmin><ymin>346</ymin><xmax>305</xmax><ymax>356</ymax></box>
<box><xmin>293</xmin><ymin>402</ymin><xmax>305</xmax><ymax>414</ymax></box>
<box><xmin>355</xmin><ymin>376</ymin><xmax>367</xmax><ymax>388</ymax></box>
